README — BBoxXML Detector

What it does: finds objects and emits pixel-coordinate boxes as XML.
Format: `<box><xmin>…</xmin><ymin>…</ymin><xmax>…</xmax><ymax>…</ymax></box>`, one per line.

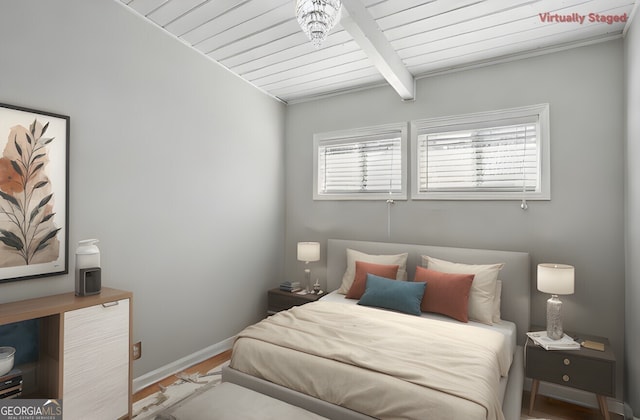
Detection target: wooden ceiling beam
<box><xmin>340</xmin><ymin>0</ymin><xmax>415</xmax><ymax>100</ymax></box>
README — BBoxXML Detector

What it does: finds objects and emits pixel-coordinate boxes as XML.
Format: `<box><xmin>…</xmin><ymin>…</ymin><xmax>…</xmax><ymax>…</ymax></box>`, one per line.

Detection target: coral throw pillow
<box><xmin>414</xmin><ymin>266</ymin><xmax>474</xmax><ymax>322</ymax></box>
<box><xmin>345</xmin><ymin>261</ymin><xmax>399</xmax><ymax>299</ymax></box>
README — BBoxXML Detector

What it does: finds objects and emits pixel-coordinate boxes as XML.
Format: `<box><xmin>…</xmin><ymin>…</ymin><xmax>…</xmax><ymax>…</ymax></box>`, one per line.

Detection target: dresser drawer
<box><xmin>64</xmin><ymin>299</ymin><xmax>130</xmax><ymax>419</ymax></box>
<box><xmin>526</xmin><ymin>347</ymin><xmax>615</xmax><ymax>396</ymax></box>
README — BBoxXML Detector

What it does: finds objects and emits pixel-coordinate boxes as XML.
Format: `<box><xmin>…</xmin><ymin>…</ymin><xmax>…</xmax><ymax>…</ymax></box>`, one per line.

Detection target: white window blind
<box><xmin>412</xmin><ymin>104</ymin><xmax>550</xmax><ymax>200</ymax></box>
<box><xmin>418</xmin><ymin>123</ymin><xmax>537</xmax><ymax>191</ymax></box>
<box><xmin>314</xmin><ymin>123</ymin><xmax>407</xmax><ymax>200</ymax></box>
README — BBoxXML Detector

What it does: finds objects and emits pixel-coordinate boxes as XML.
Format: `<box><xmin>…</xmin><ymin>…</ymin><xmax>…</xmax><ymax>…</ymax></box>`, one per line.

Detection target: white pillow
<box><xmin>338</xmin><ymin>249</ymin><xmax>408</xmax><ymax>294</ymax></box>
<box><xmin>422</xmin><ymin>256</ymin><xmax>504</xmax><ymax>325</ymax></box>
<box><xmin>493</xmin><ymin>280</ymin><xmax>502</xmax><ymax>323</ymax></box>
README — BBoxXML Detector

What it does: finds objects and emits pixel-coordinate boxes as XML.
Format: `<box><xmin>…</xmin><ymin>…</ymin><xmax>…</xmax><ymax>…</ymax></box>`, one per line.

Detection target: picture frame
<box><xmin>0</xmin><ymin>103</ymin><xmax>69</xmax><ymax>283</ymax></box>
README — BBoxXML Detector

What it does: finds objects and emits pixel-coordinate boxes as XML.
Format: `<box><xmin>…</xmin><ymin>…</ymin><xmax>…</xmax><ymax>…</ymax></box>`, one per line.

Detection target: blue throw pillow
<box><xmin>357</xmin><ymin>274</ymin><xmax>426</xmax><ymax>316</ymax></box>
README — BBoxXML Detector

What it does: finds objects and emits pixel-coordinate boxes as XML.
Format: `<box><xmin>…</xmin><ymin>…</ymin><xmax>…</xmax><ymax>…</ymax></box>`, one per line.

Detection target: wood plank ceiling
<box><xmin>120</xmin><ymin>0</ymin><xmax>637</xmax><ymax>104</ymax></box>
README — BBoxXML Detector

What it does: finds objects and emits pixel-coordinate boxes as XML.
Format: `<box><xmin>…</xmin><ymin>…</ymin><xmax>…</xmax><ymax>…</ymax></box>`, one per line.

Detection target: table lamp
<box><xmin>297</xmin><ymin>242</ymin><xmax>320</xmax><ymax>293</ymax></box>
<box><xmin>537</xmin><ymin>263</ymin><xmax>575</xmax><ymax>340</ymax></box>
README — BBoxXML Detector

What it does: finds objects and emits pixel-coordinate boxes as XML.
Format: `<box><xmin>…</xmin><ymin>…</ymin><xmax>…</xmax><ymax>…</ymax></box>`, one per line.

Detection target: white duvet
<box><xmin>231</xmin><ymin>301</ymin><xmax>510</xmax><ymax>420</ymax></box>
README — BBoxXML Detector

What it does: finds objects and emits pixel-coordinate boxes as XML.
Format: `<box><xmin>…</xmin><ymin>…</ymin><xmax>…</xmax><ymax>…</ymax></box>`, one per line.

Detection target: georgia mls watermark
<box><xmin>539</xmin><ymin>12</ymin><xmax>628</xmax><ymax>25</ymax></box>
<box><xmin>0</xmin><ymin>400</ymin><xmax>62</xmax><ymax>420</ymax></box>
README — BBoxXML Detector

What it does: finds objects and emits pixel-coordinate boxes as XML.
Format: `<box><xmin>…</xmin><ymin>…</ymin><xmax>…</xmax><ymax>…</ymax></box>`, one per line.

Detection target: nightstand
<box><xmin>267</xmin><ymin>288</ymin><xmax>323</xmax><ymax>315</ymax></box>
<box><xmin>525</xmin><ymin>330</ymin><xmax>615</xmax><ymax>420</ymax></box>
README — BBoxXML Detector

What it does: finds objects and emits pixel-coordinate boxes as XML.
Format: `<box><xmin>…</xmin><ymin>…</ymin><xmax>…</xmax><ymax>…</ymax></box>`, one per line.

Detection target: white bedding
<box><xmin>322</xmin><ymin>290</ymin><xmax>517</xmax><ymax>361</ymax></box>
<box><xmin>231</xmin><ymin>297</ymin><xmax>513</xmax><ymax>420</ymax></box>
<box><xmin>322</xmin><ymin>290</ymin><xmax>517</xmax><ymax>406</ymax></box>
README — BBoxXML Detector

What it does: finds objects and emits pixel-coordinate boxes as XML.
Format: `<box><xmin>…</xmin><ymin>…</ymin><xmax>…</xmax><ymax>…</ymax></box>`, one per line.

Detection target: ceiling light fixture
<box><xmin>296</xmin><ymin>0</ymin><xmax>342</xmax><ymax>49</ymax></box>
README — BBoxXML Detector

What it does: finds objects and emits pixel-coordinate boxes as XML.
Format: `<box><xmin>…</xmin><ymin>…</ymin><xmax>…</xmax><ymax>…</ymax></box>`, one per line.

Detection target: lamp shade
<box><xmin>537</xmin><ymin>263</ymin><xmax>575</xmax><ymax>295</ymax></box>
<box><xmin>297</xmin><ymin>242</ymin><xmax>320</xmax><ymax>262</ymax></box>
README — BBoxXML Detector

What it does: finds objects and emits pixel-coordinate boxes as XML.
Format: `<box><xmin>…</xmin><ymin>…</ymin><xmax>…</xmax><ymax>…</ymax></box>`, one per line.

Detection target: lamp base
<box><xmin>304</xmin><ymin>268</ymin><xmax>312</xmax><ymax>294</ymax></box>
<box><xmin>546</xmin><ymin>295</ymin><xmax>563</xmax><ymax>340</ymax></box>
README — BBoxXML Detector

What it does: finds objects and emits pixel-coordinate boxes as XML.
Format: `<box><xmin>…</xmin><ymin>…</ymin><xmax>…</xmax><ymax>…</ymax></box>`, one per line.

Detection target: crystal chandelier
<box><xmin>296</xmin><ymin>0</ymin><xmax>342</xmax><ymax>49</ymax></box>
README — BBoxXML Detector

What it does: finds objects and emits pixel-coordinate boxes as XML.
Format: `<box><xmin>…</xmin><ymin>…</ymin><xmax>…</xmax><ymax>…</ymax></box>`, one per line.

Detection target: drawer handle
<box><xmin>562</xmin><ymin>374</ymin><xmax>570</xmax><ymax>382</ymax></box>
<box><xmin>102</xmin><ymin>301</ymin><xmax>119</xmax><ymax>308</ymax></box>
<box><xmin>563</xmin><ymin>358</ymin><xmax>571</xmax><ymax>366</ymax></box>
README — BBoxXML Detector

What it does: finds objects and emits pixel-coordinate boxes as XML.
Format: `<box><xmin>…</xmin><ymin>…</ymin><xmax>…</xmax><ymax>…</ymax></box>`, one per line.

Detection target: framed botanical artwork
<box><xmin>0</xmin><ymin>103</ymin><xmax>69</xmax><ymax>283</ymax></box>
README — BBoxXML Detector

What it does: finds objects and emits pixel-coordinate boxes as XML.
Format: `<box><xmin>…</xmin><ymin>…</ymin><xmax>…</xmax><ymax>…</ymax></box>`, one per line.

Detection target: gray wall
<box><xmin>285</xmin><ymin>41</ymin><xmax>626</xmax><ymax>398</ymax></box>
<box><xmin>0</xmin><ymin>0</ymin><xmax>632</xmax><ymax>407</ymax></box>
<box><xmin>0</xmin><ymin>0</ymin><xmax>286</xmax><ymax>378</ymax></box>
<box><xmin>625</xmin><ymin>12</ymin><xmax>640</xmax><ymax>414</ymax></box>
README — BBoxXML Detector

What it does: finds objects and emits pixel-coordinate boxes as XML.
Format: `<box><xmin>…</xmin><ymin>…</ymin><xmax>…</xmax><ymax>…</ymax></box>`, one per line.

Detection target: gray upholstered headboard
<box><xmin>327</xmin><ymin>239</ymin><xmax>530</xmax><ymax>345</ymax></box>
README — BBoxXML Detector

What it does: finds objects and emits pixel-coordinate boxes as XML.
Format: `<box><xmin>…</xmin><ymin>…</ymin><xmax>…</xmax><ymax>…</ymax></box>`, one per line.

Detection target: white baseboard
<box><xmin>524</xmin><ymin>378</ymin><xmax>633</xmax><ymax>418</ymax></box>
<box><xmin>133</xmin><ymin>336</ymin><xmax>235</xmax><ymax>393</ymax></box>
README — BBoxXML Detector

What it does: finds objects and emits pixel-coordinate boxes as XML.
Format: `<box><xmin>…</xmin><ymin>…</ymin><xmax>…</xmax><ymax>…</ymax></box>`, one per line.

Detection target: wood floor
<box><xmin>133</xmin><ymin>350</ymin><xmax>623</xmax><ymax>419</ymax></box>
<box><xmin>133</xmin><ymin>349</ymin><xmax>231</xmax><ymax>403</ymax></box>
<box><xmin>524</xmin><ymin>391</ymin><xmax>624</xmax><ymax>419</ymax></box>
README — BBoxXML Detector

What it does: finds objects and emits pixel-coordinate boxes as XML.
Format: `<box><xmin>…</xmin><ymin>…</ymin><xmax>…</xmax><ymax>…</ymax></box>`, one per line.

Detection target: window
<box><xmin>411</xmin><ymin>104</ymin><xmax>550</xmax><ymax>200</ymax></box>
<box><xmin>314</xmin><ymin>123</ymin><xmax>407</xmax><ymax>200</ymax></box>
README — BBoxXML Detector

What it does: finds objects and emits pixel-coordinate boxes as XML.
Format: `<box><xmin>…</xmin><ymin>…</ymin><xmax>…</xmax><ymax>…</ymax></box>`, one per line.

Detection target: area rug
<box><xmin>132</xmin><ymin>361</ymin><xmax>229</xmax><ymax>420</ymax></box>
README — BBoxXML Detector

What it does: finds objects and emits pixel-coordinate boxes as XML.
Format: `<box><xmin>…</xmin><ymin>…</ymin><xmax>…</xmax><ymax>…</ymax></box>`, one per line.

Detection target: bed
<box><xmin>222</xmin><ymin>239</ymin><xmax>530</xmax><ymax>420</ymax></box>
